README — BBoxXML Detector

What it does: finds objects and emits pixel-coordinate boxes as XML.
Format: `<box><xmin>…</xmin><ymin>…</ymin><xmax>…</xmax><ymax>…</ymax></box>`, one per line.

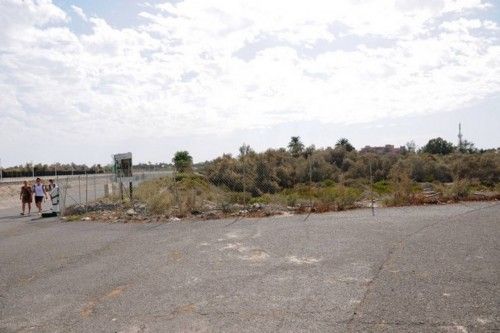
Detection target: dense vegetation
<box><xmin>200</xmin><ymin>137</ymin><xmax>499</xmax><ymax>196</ymax></box>
<box><xmin>127</xmin><ymin>136</ymin><xmax>496</xmax><ymax>217</ymax></box>
<box><xmin>74</xmin><ymin>136</ymin><xmax>500</xmax><ymax>218</ymax></box>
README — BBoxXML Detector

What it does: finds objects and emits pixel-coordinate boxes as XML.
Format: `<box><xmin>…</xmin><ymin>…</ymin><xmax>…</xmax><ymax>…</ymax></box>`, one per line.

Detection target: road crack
<box><xmin>346</xmin><ymin>202</ymin><xmax>499</xmax><ymax>331</ymax></box>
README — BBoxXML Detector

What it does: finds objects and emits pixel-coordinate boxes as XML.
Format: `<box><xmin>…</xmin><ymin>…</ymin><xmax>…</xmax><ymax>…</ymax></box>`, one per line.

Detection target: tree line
<box><xmin>171</xmin><ymin>136</ymin><xmax>499</xmax><ymax>197</ymax></box>
<box><xmin>1</xmin><ymin>163</ymin><xmax>111</xmax><ymax>178</ymax></box>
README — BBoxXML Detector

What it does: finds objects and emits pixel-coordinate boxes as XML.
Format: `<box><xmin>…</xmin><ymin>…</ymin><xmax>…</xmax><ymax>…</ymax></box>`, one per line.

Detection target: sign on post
<box><xmin>113</xmin><ymin>153</ymin><xmax>133</xmax><ymax>181</ymax></box>
<box><xmin>113</xmin><ymin>152</ymin><xmax>133</xmax><ymax>201</ymax></box>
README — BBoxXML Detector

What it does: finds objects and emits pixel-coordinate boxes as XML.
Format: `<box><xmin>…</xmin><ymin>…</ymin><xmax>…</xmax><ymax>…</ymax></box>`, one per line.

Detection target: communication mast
<box><xmin>458</xmin><ymin>123</ymin><xmax>463</xmax><ymax>149</ymax></box>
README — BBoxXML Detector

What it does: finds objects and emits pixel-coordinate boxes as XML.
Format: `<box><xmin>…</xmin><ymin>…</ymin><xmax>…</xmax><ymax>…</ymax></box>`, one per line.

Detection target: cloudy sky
<box><xmin>1</xmin><ymin>0</ymin><xmax>499</xmax><ymax>166</ymax></box>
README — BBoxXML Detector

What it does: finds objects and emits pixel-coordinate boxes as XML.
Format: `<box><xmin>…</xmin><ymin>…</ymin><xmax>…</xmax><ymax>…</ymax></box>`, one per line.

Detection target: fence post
<box><xmin>78</xmin><ymin>175</ymin><xmax>81</xmax><ymax>204</ymax></box>
<box><xmin>61</xmin><ymin>176</ymin><xmax>69</xmax><ymax>216</ymax></box>
<box><xmin>242</xmin><ymin>151</ymin><xmax>246</xmax><ymax>210</ymax></box>
<box><xmin>129</xmin><ymin>181</ymin><xmax>133</xmax><ymax>201</ymax></box>
<box><xmin>85</xmin><ymin>171</ymin><xmax>88</xmax><ymax>209</ymax></box>
<box><xmin>369</xmin><ymin>159</ymin><xmax>375</xmax><ymax>217</ymax></box>
<box><xmin>173</xmin><ymin>170</ymin><xmax>180</xmax><ymax>213</ymax></box>
<box><xmin>119</xmin><ymin>181</ymin><xmax>124</xmax><ymax>202</ymax></box>
<box><xmin>309</xmin><ymin>155</ymin><xmax>313</xmax><ymax>211</ymax></box>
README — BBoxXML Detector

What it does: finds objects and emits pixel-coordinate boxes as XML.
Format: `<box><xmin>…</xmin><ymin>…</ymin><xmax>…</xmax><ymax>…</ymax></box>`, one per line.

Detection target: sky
<box><xmin>0</xmin><ymin>0</ymin><xmax>499</xmax><ymax>167</ymax></box>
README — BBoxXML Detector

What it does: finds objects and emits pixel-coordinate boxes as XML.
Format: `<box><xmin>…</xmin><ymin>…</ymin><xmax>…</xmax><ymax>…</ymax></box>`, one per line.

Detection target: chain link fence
<box><xmin>0</xmin><ymin>153</ymin><xmax>374</xmax><ymax>219</ymax></box>
<box><xmin>131</xmin><ymin>152</ymin><xmax>374</xmax><ymax>220</ymax></box>
<box><xmin>58</xmin><ymin>171</ymin><xmax>171</xmax><ymax>215</ymax></box>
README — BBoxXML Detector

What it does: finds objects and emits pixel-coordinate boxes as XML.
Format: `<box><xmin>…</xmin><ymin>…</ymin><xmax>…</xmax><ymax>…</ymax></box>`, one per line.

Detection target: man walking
<box><xmin>32</xmin><ymin>178</ymin><xmax>47</xmax><ymax>214</ymax></box>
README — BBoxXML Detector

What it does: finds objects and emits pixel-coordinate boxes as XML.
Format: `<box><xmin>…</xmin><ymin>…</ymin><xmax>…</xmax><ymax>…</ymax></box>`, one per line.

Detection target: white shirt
<box><xmin>33</xmin><ymin>183</ymin><xmax>45</xmax><ymax>197</ymax></box>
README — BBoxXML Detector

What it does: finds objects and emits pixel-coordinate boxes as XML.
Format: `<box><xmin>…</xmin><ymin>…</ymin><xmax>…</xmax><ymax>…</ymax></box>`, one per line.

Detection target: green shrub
<box><xmin>321</xmin><ymin>179</ymin><xmax>335</xmax><ymax>187</ymax></box>
<box><xmin>333</xmin><ymin>186</ymin><xmax>362</xmax><ymax>210</ymax></box>
<box><xmin>286</xmin><ymin>193</ymin><xmax>299</xmax><ymax>207</ymax></box>
<box><xmin>373</xmin><ymin>180</ymin><xmax>391</xmax><ymax>194</ymax></box>
<box><xmin>450</xmin><ymin>180</ymin><xmax>471</xmax><ymax>200</ymax></box>
<box><xmin>249</xmin><ymin>194</ymin><xmax>273</xmax><ymax>205</ymax></box>
<box><xmin>227</xmin><ymin>191</ymin><xmax>252</xmax><ymax>205</ymax></box>
<box><xmin>315</xmin><ymin>185</ymin><xmax>361</xmax><ymax>210</ymax></box>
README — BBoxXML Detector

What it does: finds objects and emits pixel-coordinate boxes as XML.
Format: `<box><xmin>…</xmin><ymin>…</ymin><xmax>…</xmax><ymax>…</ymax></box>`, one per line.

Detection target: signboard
<box><xmin>113</xmin><ymin>152</ymin><xmax>133</xmax><ymax>181</ymax></box>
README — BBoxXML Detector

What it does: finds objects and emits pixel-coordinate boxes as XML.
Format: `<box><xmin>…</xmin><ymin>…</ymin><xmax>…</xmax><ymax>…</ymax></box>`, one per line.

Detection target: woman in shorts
<box><xmin>32</xmin><ymin>178</ymin><xmax>47</xmax><ymax>214</ymax></box>
<box><xmin>20</xmin><ymin>181</ymin><xmax>32</xmax><ymax>215</ymax></box>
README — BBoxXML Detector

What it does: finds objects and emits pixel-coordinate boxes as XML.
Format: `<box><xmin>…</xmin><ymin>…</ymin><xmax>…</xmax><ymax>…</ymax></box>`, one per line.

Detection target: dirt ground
<box><xmin>0</xmin><ymin>176</ymin><xmax>111</xmax><ymax>211</ymax></box>
<box><xmin>0</xmin><ymin>183</ymin><xmax>26</xmax><ymax>211</ymax></box>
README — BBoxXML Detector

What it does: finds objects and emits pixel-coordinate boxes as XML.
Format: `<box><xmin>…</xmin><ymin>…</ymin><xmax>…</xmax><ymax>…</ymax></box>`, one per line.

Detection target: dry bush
<box><xmin>135</xmin><ymin>174</ymin><xmax>220</xmax><ymax>216</ymax></box>
<box><xmin>449</xmin><ymin>152</ymin><xmax>499</xmax><ymax>186</ymax></box>
<box><xmin>308</xmin><ymin>184</ymin><xmax>362</xmax><ymax>211</ymax></box>
<box><xmin>333</xmin><ymin>186</ymin><xmax>362</xmax><ymax>210</ymax></box>
<box><xmin>439</xmin><ymin>180</ymin><xmax>472</xmax><ymax>201</ymax></box>
<box><xmin>147</xmin><ymin>192</ymin><xmax>174</xmax><ymax>215</ymax></box>
<box><xmin>135</xmin><ymin>177</ymin><xmax>174</xmax><ymax>214</ymax></box>
<box><xmin>387</xmin><ymin>162</ymin><xmax>418</xmax><ymax>206</ymax></box>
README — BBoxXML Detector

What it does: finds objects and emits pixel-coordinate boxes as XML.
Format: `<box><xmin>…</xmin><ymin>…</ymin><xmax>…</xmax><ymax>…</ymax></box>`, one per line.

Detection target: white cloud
<box><xmin>71</xmin><ymin>5</ymin><xmax>88</xmax><ymax>22</ymax></box>
<box><xmin>0</xmin><ymin>0</ymin><xmax>499</xmax><ymax>162</ymax></box>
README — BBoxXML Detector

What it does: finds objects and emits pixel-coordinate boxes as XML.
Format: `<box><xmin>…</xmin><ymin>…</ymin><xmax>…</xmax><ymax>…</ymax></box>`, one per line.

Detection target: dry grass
<box><xmin>113</xmin><ymin>173</ymin><xmax>498</xmax><ymax>220</ymax></box>
<box><xmin>135</xmin><ymin>173</ymin><xmax>223</xmax><ymax>217</ymax></box>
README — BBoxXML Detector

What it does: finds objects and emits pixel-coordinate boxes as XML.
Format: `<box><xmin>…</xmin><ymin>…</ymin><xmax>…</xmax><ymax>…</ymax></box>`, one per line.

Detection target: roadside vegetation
<box><xmin>125</xmin><ymin>137</ymin><xmax>499</xmax><ymax>219</ymax></box>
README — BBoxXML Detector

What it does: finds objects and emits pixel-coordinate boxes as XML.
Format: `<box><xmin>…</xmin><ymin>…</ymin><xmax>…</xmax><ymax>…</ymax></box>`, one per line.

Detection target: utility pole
<box><xmin>31</xmin><ymin>160</ymin><xmax>34</xmax><ymax>178</ymax></box>
<box><xmin>309</xmin><ymin>155</ymin><xmax>313</xmax><ymax>211</ymax></box>
<box><xmin>369</xmin><ymin>159</ymin><xmax>374</xmax><ymax>217</ymax></box>
<box><xmin>0</xmin><ymin>158</ymin><xmax>3</xmax><ymax>182</ymax></box>
<box><xmin>242</xmin><ymin>144</ymin><xmax>246</xmax><ymax>209</ymax></box>
<box><xmin>458</xmin><ymin>122</ymin><xmax>463</xmax><ymax>150</ymax></box>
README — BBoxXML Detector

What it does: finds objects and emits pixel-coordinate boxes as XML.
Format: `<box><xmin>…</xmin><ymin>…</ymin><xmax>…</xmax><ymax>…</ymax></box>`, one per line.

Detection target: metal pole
<box><xmin>309</xmin><ymin>155</ymin><xmax>313</xmax><ymax>208</ymax></box>
<box><xmin>129</xmin><ymin>181</ymin><xmax>133</xmax><ymax>201</ymax></box>
<box><xmin>61</xmin><ymin>176</ymin><xmax>69</xmax><ymax>216</ymax></box>
<box><xmin>0</xmin><ymin>158</ymin><xmax>3</xmax><ymax>182</ymax></box>
<box><xmin>242</xmin><ymin>150</ymin><xmax>246</xmax><ymax>209</ymax></box>
<box><xmin>173</xmin><ymin>170</ymin><xmax>179</xmax><ymax>210</ymax></box>
<box><xmin>94</xmin><ymin>173</ymin><xmax>97</xmax><ymax>201</ymax></box>
<box><xmin>78</xmin><ymin>175</ymin><xmax>81</xmax><ymax>204</ymax></box>
<box><xmin>303</xmin><ymin>155</ymin><xmax>313</xmax><ymax>222</ymax></box>
<box><xmin>120</xmin><ymin>181</ymin><xmax>124</xmax><ymax>202</ymax></box>
<box><xmin>369</xmin><ymin>159</ymin><xmax>374</xmax><ymax>217</ymax></box>
<box><xmin>85</xmin><ymin>171</ymin><xmax>88</xmax><ymax>206</ymax></box>
<box><xmin>31</xmin><ymin>160</ymin><xmax>34</xmax><ymax>178</ymax></box>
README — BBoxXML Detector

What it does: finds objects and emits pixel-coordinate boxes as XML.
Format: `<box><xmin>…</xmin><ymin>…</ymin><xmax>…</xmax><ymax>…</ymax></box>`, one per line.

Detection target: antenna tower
<box><xmin>458</xmin><ymin>123</ymin><xmax>463</xmax><ymax>148</ymax></box>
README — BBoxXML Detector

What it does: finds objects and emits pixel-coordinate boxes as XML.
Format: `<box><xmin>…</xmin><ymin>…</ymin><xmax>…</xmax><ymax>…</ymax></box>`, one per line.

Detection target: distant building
<box><xmin>360</xmin><ymin>144</ymin><xmax>405</xmax><ymax>154</ymax></box>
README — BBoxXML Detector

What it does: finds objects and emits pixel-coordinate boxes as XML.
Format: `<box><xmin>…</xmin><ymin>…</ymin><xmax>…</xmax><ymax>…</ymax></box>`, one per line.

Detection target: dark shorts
<box><xmin>35</xmin><ymin>196</ymin><xmax>44</xmax><ymax>204</ymax></box>
<box><xmin>22</xmin><ymin>197</ymin><xmax>32</xmax><ymax>204</ymax></box>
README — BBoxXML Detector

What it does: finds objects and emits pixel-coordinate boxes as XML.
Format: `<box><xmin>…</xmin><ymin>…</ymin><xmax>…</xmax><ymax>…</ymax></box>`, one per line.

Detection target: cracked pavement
<box><xmin>0</xmin><ymin>202</ymin><xmax>498</xmax><ymax>332</ymax></box>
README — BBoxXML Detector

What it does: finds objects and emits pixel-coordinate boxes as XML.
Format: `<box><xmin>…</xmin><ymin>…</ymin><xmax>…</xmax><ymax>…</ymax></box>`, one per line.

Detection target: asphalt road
<box><xmin>0</xmin><ymin>202</ymin><xmax>498</xmax><ymax>332</ymax></box>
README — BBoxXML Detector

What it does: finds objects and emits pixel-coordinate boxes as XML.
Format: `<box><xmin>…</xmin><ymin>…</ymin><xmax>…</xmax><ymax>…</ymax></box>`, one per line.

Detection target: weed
<box><xmin>64</xmin><ymin>214</ymin><xmax>82</xmax><ymax>222</ymax></box>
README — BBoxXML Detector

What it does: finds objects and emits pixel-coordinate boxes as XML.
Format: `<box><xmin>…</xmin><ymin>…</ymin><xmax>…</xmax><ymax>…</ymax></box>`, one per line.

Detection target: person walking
<box><xmin>32</xmin><ymin>178</ymin><xmax>47</xmax><ymax>215</ymax></box>
<box><xmin>20</xmin><ymin>181</ymin><xmax>32</xmax><ymax>215</ymax></box>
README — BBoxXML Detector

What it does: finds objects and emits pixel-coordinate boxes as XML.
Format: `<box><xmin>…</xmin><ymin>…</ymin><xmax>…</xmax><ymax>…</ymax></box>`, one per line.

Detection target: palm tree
<box><xmin>335</xmin><ymin>138</ymin><xmax>355</xmax><ymax>152</ymax></box>
<box><xmin>288</xmin><ymin>136</ymin><xmax>304</xmax><ymax>157</ymax></box>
